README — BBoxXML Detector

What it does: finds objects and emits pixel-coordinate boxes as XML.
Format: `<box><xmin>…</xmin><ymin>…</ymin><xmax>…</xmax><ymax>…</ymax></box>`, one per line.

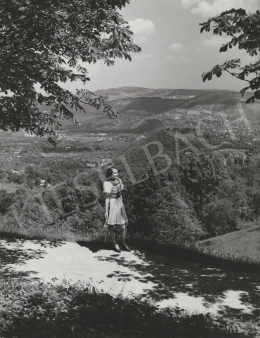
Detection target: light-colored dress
<box><xmin>103</xmin><ymin>178</ymin><xmax>128</xmax><ymax>231</ymax></box>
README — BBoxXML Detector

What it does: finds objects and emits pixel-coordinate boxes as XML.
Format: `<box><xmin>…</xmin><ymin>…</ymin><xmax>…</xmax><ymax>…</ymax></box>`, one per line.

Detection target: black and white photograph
<box><xmin>0</xmin><ymin>0</ymin><xmax>259</xmax><ymax>337</ymax></box>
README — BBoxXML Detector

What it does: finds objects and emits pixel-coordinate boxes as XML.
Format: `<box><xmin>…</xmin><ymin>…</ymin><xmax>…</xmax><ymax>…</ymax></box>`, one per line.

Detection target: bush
<box><xmin>150</xmin><ymin>189</ymin><xmax>204</xmax><ymax>243</ymax></box>
<box><xmin>0</xmin><ymin>278</ymin><xmax>257</xmax><ymax>338</ymax></box>
<box><xmin>122</xmin><ymin>171</ymin><xmax>204</xmax><ymax>243</ymax></box>
<box><xmin>202</xmin><ymin>199</ymin><xmax>239</xmax><ymax>236</ymax></box>
<box><xmin>0</xmin><ymin>190</ymin><xmax>14</xmax><ymax>214</ymax></box>
<box><xmin>6</xmin><ymin>171</ymin><xmax>25</xmax><ymax>184</ymax></box>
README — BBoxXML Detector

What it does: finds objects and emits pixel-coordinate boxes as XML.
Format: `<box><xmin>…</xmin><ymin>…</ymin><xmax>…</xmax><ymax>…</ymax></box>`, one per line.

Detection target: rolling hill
<box><xmin>94</xmin><ymin>86</ymin><xmax>153</xmax><ymax>100</ymax></box>
<box><xmin>59</xmin><ymin>87</ymin><xmax>240</xmax><ymax>134</ymax></box>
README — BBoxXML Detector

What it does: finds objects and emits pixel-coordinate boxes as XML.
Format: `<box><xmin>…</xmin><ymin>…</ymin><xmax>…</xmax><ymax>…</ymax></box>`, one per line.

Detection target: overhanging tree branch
<box><xmin>0</xmin><ymin>0</ymin><xmax>141</xmax><ymax>139</ymax></box>
<box><xmin>200</xmin><ymin>8</ymin><xmax>260</xmax><ymax>103</ymax></box>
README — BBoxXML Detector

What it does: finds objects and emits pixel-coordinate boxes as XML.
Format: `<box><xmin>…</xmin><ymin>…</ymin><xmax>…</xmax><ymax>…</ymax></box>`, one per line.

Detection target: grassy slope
<box><xmin>198</xmin><ymin>225</ymin><xmax>260</xmax><ymax>262</ymax></box>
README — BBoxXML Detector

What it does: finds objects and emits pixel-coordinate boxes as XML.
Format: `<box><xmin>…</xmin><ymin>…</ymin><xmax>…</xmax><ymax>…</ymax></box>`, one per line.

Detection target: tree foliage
<box><xmin>1</xmin><ymin>278</ymin><xmax>254</xmax><ymax>338</ymax></box>
<box><xmin>0</xmin><ymin>0</ymin><xmax>140</xmax><ymax>138</ymax></box>
<box><xmin>200</xmin><ymin>8</ymin><xmax>260</xmax><ymax>103</ymax></box>
<box><xmin>202</xmin><ymin>198</ymin><xmax>238</xmax><ymax>236</ymax></box>
<box><xmin>179</xmin><ymin>154</ymin><xmax>227</xmax><ymax>217</ymax></box>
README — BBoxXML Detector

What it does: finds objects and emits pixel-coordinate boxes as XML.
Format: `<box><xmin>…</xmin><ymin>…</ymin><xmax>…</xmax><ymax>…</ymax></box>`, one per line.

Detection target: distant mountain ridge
<box><xmin>95</xmin><ymin>86</ymin><xmax>152</xmax><ymax>95</ymax></box>
<box><xmin>94</xmin><ymin>86</ymin><xmax>237</xmax><ymax>100</ymax></box>
<box><xmin>61</xmin><ymin>86</ymin><xmax>239</xmax><ymax>134</ymax></box>
<box><xmin>94</xmin><ymin>87</ymin><xmax>154</xmax><ymax>101</ymax></box>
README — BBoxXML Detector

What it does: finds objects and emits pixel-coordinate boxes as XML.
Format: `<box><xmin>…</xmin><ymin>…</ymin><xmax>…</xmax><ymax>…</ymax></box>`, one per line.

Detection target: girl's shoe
<box><xmin>122</xmin><ymin>244</ymin><xmax>131</xmax><ymax>252</ymax></box>
<box><xmin>114</xmin><ymin>244</ymin><xmax>121</xmax><ymax>253</ymax></box>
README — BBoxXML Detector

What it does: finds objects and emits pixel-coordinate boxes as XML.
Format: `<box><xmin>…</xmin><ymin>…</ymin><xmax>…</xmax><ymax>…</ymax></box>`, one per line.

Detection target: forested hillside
<box><xmin>1</xmin><ymin>86</ymin><xmax>260</xmax><ymax>256</ymax></box>
<box><xmin>1</xmin><ymin>125</ymin><xmax>260</xmax><ymax>250</ymax></box>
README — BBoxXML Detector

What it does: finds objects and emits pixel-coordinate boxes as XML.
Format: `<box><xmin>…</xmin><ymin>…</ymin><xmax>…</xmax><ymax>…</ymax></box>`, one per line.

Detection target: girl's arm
<box><xmin>119</xmin><ymin>178</ymin><xmax>124</xmax><ymax>190</ymax></box>
<box><xmin>105</xmin><ymin>195</ymin><xmax>109</xmax><ymax>218</ymax></box>
<box><xmin>103</xmin><ymin>181</ymin><xmax>110</xmax><ymax>218</ymax></box>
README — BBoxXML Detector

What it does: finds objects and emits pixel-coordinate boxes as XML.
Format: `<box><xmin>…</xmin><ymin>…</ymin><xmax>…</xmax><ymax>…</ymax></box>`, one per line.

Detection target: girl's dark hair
<box><xmin>106</xmin><ymin>166</ymin><xmax>117</xmax><ymax>180</ymax></box>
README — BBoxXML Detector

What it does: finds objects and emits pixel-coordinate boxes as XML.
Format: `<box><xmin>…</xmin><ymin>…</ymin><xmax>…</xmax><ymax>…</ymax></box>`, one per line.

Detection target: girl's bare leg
<box><xmin>110</xmin><ymin>229</ymin><xmax>120</xmax><ymax>252</ymax></box>
<box><xmin>120</xmin><ymin>229</ymin><xmax>131</xmax><ymax>251</ymax></box>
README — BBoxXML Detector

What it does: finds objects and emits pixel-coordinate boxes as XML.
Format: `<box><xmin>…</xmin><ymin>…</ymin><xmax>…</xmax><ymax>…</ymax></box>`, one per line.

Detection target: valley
<box><xmin>1</xmin><ymin>86</ymin><xmax>260</xmax><ymax>263</ymax></box>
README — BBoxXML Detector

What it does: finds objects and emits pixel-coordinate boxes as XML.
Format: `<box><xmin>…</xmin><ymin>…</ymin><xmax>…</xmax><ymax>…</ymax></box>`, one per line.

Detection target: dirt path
<box><xmin>1</xmin><ymin>239</ymin><xmax>259</xmax><ymax>319</ymax></box>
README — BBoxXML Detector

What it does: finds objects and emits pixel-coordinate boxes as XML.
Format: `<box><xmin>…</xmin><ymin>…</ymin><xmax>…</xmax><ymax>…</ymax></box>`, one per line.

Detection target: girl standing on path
<box><xmin>103</xmin><ymin>166</ymin><xmax>131</xmax><ymax>253</ymax></box>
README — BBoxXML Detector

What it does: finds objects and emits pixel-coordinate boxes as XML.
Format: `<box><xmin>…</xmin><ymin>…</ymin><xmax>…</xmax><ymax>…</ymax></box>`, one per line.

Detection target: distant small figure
<box><xmin>103</xmin><ymin>166</ymin><xmax>131</xmax><ymax>253</ymax></box>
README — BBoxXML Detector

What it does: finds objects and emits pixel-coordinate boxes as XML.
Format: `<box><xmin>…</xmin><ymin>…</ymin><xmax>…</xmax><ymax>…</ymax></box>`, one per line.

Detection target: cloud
<box><xmin>202</xmin><ymin>35</ymin><xmax>231</xmax><ymax>47</ymax></box>
<box><xmin>189</xmin><ymin>0</ymin><xmax>259</xmax><ymax>17</ymax></box>
<box><xmin>129</xmin><ymin>18</ymin><xmax>156</xmax><ymax>44</ymax></box>
<box><xmin>166</xmin><ymin>55</ymin><xmax>175</xmax><ymax>61</ymax></box>
<box><xmin>169</xmin><ymin>42</ymin><xmax>184</xmax><ymax>52</ymax></box>
<box><xmin>129</xmin><ymin>18</ymin><xmax>155</xmax><ymax>35</ymax></box>
<box><xmin>180</xmin><ymin>0</ymin><xmax>202</xmax><ymax>7</ymax></box>
<box><xmin>177</xmin><ymin>55</ymin><xmax>191</xmax><ymax>62</ymax></box>
<box><xmin>132</xmin><ymin>53</ymin><xmax>153</xmax><ymax>62</ymax></box>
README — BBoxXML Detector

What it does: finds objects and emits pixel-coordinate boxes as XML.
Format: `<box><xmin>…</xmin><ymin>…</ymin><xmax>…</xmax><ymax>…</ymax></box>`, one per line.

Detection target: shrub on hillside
<box><xmin>179</xmin><ymin>154</ymin><xmax>228</xmax><ymax>218</ymax></box>
<box><xmin>6</xmin><ymin>171</ymin><xmax>25</xmax><ymax>184</ymax></box>
<box><xmin>0</xmin><ymin>190</ymin><xmax>14</xmax><ymax>214</ymax></box>
<box><xmin>0</xmin><ymin>188</ymin><xmax>29</xmax><ymax>216</ymax></box>
<box><xmin>202</xmin><ymin>199</ymin><xmax>239</xmax><ymax>236</ymax></box>
<box><xmin>150</xmin><ymin>189</ymin><xmax>204</xmax><ymax>243</ymax></box>
<box><xmin>62</xmin><ymin>206</ymin><xmax>104</xmax><ymax>237</ymax></box>
<box><xmin>0</xmin><ymin>168</ymin><xmax>5</xmax><ymax>180</ymax></box>
<box><xmin>123</xmin><ymin>171</ymin><xmax>204</xmax><ymax>243</ymax></box>
<box><xmin>249</xmin><ymin>191</ymin><xmax>260</xmax><ymax>218</ymax></box>
<box><xmin>0</xmin><ymin>278</ymin><xmax>257</xmax><ymax>338</ymax></box>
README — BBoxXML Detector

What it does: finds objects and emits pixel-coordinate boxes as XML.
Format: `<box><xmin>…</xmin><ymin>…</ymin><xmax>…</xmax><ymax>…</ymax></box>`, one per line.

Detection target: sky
<box><xmin>66</xmin><ymin>0</ymin><xmax>260</xmax><ymax>92</ymax></box>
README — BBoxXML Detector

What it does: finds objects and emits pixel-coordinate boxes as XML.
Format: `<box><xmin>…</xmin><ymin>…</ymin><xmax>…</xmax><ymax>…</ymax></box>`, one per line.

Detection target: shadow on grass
<box><xmin>1</xmin><ymin>233</ymin><xmax>260</xmax><ymax>321</ymax></box>
<box><xmin>77</xmin><ymin>240</ymin><xmax>114</xmax><ymax>253</ymax></box>
<box><xmin>0</xmin><ymin>232</ymin><xmax>65</xmax><ymax>280</ymax></box>
<box><xmin>77</xmin><ymin>239</ymin><xmax>131</xmax><ymax>253</ymax></box>
<box><xmin>0</xmin><ymin>241</ymin><xmax>44</xmax><ymax>280</ymax></box>
<box><xmin>94</xmin><ymin>247</ymin><xmax>260</xmax><ymax>320</ymax></box>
